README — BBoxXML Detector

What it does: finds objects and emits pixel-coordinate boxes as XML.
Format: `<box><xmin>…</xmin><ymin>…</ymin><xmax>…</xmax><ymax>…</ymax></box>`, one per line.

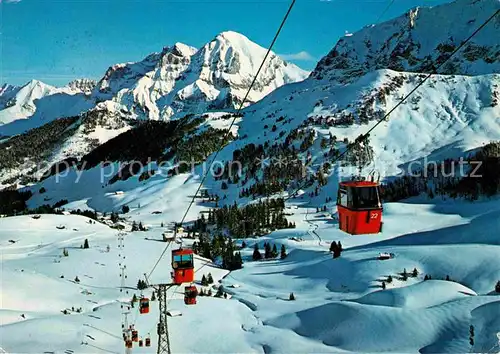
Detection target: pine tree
<box><xmin>132</xmin><ymin>294</ymin><xmax>137</xmax><ymax>303</ymax></box>
<box><xmin>83</xmin><ymin>239</ymin><xmax>89</xmax><ymax>249</ymax></box>
<box><xmin>412</xmin><ymin>268</ymin><xmax>418</xmax><ymax>277</ymax></box>
<box><xmin>63</xmin><ymin>248</ymin><xmax>69</xmax><ymax>257</ymax></box>
<box><xmin>207</xmin><ymin>289</ymin><xmax>212</xmax><ymax>296</ymax></box>
<box><xmin>495</xmin><ymin>280</ymin><xmax>500</xmax><ymax>293</ymax></box>
<box><xmin>264</xmin><ymin>242</ymin><xmax>272</xmax><ymax>259</ymax></box>
<box><xmin>216</xmin><ymin>287</ymin><xmax>224</xmax><ymax>297</ymax></box>
<box><xmin>446</xmin><ymin>275</ymin><xmax>450</xmax><ymax>281</ymax></box>
<box><xmin>252</xmin><ymin>244</ymin><xmax>262</xmax><ymax>261</ymax></box>
<box><xmin>330</xmin><ymin>241</ymin><xmax>336</xmax><ymax>253</ymax></box>
<box><xmin>199</xmin><ymin>288</ymin><xmax>205</xmax><ymax>296</ymax></box>
<box><xmin>241</xmin><ymin>240</ymin><xmax>247</xmax><ymax>248</ymax></box>
<box><xmin>233</xmin><ymin>252</ymin><xmax>243</xmax><ymax>269</ymax></box>
<box><xmin>207</xmin><ymin>273</ymin><xmax>214</xmax><ymax>284</ymax></box>
<box><xmin>381</xmin><ymin>281</ymin><xmax>386</xmax><ymax>289</ymax></box>
<box><xmin>74</xmin><ymin>276</ymin><xmax>80</xmax><ymax>283</ymax></box>
<box><xmin>280</xmin><ymin>244</ymin><xmax>287</xmax><ymax>259</ymax></box>
<box><xmin>271</xmin><ymin>244</ymin><xmax>278</xmax><ymax>258</ymax></box>
<box><xmin>151</xmin><ymin>291</ymin><xmax>156</xmax><ymax>301</ymax></box>
<box><xmin>201</xmin><ymin>275</ymin><xmax>208</xmax><ymax>286</ymax></box>
<box><xmin>387</xmin><ymin>275</ymin><xmax>393</xmax><ymax>283</ymax></box>
<box><xmin>289</xmin><ymin>292</ymin><xmax>295</xmax><ymax>301</ymax></box>
<box><xmin>424</xmin><ymin>274</ymin><xmax>429</xmax><ymax>281</ymax></box>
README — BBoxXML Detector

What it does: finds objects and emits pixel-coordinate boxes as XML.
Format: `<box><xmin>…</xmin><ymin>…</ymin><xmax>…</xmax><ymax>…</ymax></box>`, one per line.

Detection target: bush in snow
<box><xmin>386</xmin><ymin>275</ymin><xmax>393</xmax><ymax>283</ymax></box>
<box><xmin>122</xmin><ymin>205</ymin><xmax>130</xmax><ymax>214</ymax></box>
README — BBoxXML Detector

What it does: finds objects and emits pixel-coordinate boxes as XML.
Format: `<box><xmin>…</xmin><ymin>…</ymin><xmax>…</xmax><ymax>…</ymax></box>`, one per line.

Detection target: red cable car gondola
<box><xmin>184</xmin><ymin>285</ymin><xmax>198</xmax><ymax>305</ymax></box>
<box><xmin>139</xmin><ymin>297</ymin><xmax>149</xmax><ymax>314</ymax></box>
<box><xmin>145</xmin><ymin>336</ymin><xmax>151</xmax><ymax>347</ymax></box>
<box><xmin>171</xmin><ymin>248</ymin><xmax>194</xmax><ymax>284</ymax></box>
<box><xmin>139</xmin><ymin>339</ymin><xmax>143</xmax><ymax>347</ymax></box>
<box><xmin>125</xmin><ymin>339</ymin><xmax>133</xmax><ymax>348</ymax></box>
<box><xmin>131</xmin><ymin>329</ymin><xmax>138</xmax><ymax>342</ymax></box>
<box><xmin>337</xmin><ymin>177</ymin><xmax>383</xmax><ymax>235</ymax></box>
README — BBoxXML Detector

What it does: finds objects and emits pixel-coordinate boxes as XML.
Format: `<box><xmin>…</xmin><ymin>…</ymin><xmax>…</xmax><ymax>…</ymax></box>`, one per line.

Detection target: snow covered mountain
<box><xmin>312</xmin><ymin>0</ymin><xmax>500</xmax><ymax>82</ymax></box>
<box><xmin>0</xmin><ymin>80</ymin><xmax>95</xmax><ymax>137</ymax></box>
<box><xmin>94</xmin><ymin>31</ymin><xmax>308</xmax><ymax>121</ymax></box>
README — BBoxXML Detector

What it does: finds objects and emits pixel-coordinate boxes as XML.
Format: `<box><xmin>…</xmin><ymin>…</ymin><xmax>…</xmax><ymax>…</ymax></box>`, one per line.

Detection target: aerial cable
<box><xmin>147</xmin><ymin>0</ymin><xmax>297</xmax><ymax>279</ymax></box>
<box><xmin>284</xmin><ymin>7</ymin><xmax>500</xmax><ymax>202</ymax></box>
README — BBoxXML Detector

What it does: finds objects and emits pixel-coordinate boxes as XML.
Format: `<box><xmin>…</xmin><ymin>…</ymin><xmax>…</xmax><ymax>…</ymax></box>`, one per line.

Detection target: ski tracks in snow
<box><xmin>304</xmin><ymin>207</ymin><xmax>323</xmax><ymax>246</ymax></box>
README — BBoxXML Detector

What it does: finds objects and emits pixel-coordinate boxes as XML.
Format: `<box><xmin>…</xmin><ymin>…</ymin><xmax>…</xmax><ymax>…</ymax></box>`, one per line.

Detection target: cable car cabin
<box><xmin>131</xmin><ymin>329</ymin><xmax>138</xmax><ymax>342</ymax></box>
<box><xmin>139</xmin><ymin>339</ymin><xmax>143</xmax><ymax>347</ymax></box>
<box><xmin>171</xmin><ymin>248</ymin><xmax>194</xmax><ymax>284</ymax></box>
<box><xmin>125</xmin><ymin>339</ymin><xmax>133</xmax><ymax>349</ymax></box>
<box><xmin>337</xmin><ymin>180</ymin><xmax>382</xmax><ymax>235</ymax></box>
<box><xmin>184</xmin><ymin>285</ymin><xmax>198</xmax><ymax>305</ymax></box>
<box><xmin>145</xmin><ymin>337</ymin><xmax>151</xmax><ymax>347</ymax></box>
<box><xmin>139</xmin><ymin>297</ymin><xmax>149</xmax><ymax>314</ymax></box>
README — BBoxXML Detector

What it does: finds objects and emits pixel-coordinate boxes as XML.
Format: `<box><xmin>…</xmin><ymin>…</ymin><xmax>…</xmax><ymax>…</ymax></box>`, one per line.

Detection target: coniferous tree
<box><xmin>264</xmin><ymin>242</ymin><xmax>272</xmax><ymax>259</ymax></box>
<box><xmin>252</xmin><ymin>243</ymin><xmax>262</xmax><ymax>261</ymax></box>
<box><xmin>151</xmin><ymin>291</ymin><xmax>156</xmax><ymax>301</ymax></box>
<box><xmin>74</xmin><ymin>276</ymin><xmax>80</xmax><ymax>283</ymax></box>
<box><xmin>207</xmin><ymin>273</ymin><xmax>214</xmax><ymax>284</ymax></box>
<box><xmin>241</xmin><ymin>240</ymin><xmax>247</xmax><ymax>248</ymax></box>
<box><xmin>412</xmin><ymin>268</ymin><xmax>418</xmax><ymax>277</ymax></box>
<box><xmin>63</xmin><ymin>248</ymin><xmax>69</xmax><ymax>257</ymax></box>
<box><xmin>387</xmin><ymin>275</ymin><xmax>393</xmax><ymax>283</ymax></box>
<box><xmin>132</xmin><ymin>294</ymin><xmax>137</xmax><ymax>303</ymax></box>
<box><xmin>289</xmin><ymin>292</ymin><xmax>295</xmax><ymax>301</ymax></box>
<box><xmin>330</xmin><ymin>241</ymin><xmax>336</xmax><ymax>253</ymax></box>
<box><xmin>83</xmin><ymin>239</ymin><xmax>89</xmax><ymax>249</ymax></box>
<box><xmin>381</xmin><ymin>281</ymin><xmax>386</xmax><ymax>289</ymax></box>
<box><xmin>233</xmin><ymin>252</ymin><xmax>243</xmax><ymax>269</ymax></box>
<box><xmin>446</xmin><ymin>275</ymin><xmax>450</xmax><ymax>281</ymax></box>
<box><xmin>280</xmin><ymin>244</ymin><xmax>287</xmax><ymax>259</ymax></box>
<box><xmin>207</xmin><ymin>289</ymin><xmax>212</xmax><ymax>296</ymax></box>
<box><xmin>495</xmin><ymin>280</ymin><xmax>500</xmax><ymax>293</ymax></box>
<box><xmin>271</xmin><ymin>244</ymin><xmax>278</xmax><ymax>258</ymax></box>
<box><xmin>201</xmin><ymin>275</ymin><xmax>208</xmax><ymax>286</ymax></box>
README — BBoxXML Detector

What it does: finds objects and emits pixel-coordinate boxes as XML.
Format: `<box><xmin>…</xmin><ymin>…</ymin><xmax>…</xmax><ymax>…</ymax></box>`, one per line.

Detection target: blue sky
<box><xmin>1</xmin><ymin>0</ymin><xmax>453</xmax><ymax>87</ymax></box>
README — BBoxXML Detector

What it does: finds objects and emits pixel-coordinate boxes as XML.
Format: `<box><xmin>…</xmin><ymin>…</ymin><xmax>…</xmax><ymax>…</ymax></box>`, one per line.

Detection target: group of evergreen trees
<box><xmin>252</xmin><ymin>242</ymin><xmax>287</xmax><ymax>261</ymax></box>
<box><xmin>192</xmin><ymin>199</ymin><xmax>294</xmax><ymax>238</ymax></box>
<box><xmin>192</xmin><ymin>234</ymin><xmax>243</xmax><ymax>271</ymax></box>
<box><xmin>131</xmin><ymin>221</ymin><xmax>147</xmax><ymax>232</ymax></box>
<box><xmin>381</xmin><ymin>142</ymin><xmax>500</xmax><ymax>202</ymax></box>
